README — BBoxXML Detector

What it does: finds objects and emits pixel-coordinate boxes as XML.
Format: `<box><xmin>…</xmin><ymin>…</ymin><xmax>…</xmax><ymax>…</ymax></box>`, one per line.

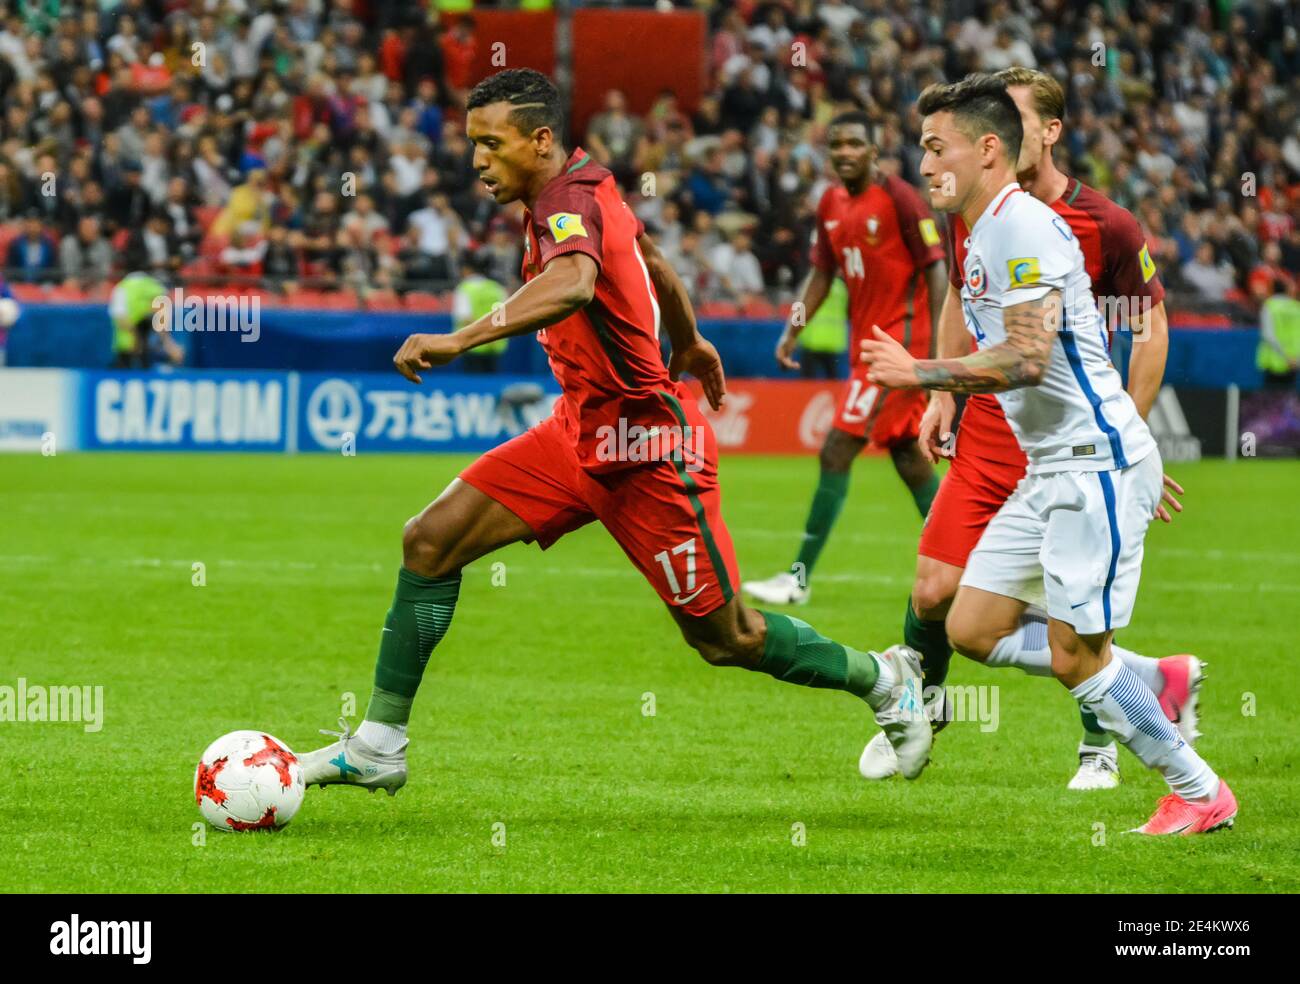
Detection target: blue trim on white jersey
<box><xmin>1097</xmin><ymin>470</ymin><xmax>1120</xmax><ymax>630</ymax></box>
<box><xmin>1059</xmin><ymin>307</ymin><xmax>1128</xmax><ymax>468</ymax></box>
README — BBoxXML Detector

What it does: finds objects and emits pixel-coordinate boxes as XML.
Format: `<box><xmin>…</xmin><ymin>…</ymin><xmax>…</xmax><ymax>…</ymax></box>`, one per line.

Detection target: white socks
<box><xmin>868</xmin><ymin>652</ymin><xmax>897</xmax><ymax>706</ymax></box>
<box><xmin>1111</xmin><ymin>644</ymin><xmax>1163</xmax><ymax>694</ymax></box>
<box><xmin>984</xmin><ymin>617</ymin><xmax>1053</xmax><ymax>676</ymax></box>
<box><xmin>1070</xmin><ymin>658</ymin><xmax>1218</xmax><ymax>801</ymax></box>
<box><xmin>983</xmin><ymin>617</ymin><xmax>1164</xmax><ymax>696</ymax></box>
<box><xmin>357</xmin><ymin>720</ymin><xmax>408</xmax><ymax>755</ymax></box>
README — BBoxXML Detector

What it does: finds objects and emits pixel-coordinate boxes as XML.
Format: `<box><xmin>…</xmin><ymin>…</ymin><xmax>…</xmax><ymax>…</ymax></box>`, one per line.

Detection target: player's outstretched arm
<box><xmin>860</xmin><ymin>289</ymin><xmax>1058</xmax><ymax>394</ymax></box>
<box><xmin>775</xmin><ymin>265</ymin><xmax>833</xmax><ymax>370</ymax></box>
<box><xmin>1125</xmin><ymin>300</ymin><xmax>1168</xmax><ymax>419</ymax></box>
<box><xmin>638</xmin><ymin>232</ymin><xmax>726</xmax><ymax>410</ymax></box>
<box><xmin>394</xmin><ymin>253</ymin><xmax>597</xmax><ymax>383</ymax></box>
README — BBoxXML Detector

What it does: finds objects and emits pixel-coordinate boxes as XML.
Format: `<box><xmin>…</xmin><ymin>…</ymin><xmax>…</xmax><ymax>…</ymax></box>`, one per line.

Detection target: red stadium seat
<box><xmin>9</xmin><ymin>282</ymin><xmax>46</xmax><ymax>302</ymax></box>
<box><xmin>740</xmin><ymin>298</ymin><xmax>778</xmax><ymax>318</ymax></box>
<box><xmin>404</xmin><ymin>291</ymin><xmax>447</xmax><ymax>312</ymax></box>
<box><xmin>698</xmin><ymin>301</ymin><xmax>739</xmax><ymax>318</ymax></box>
<box><xmin>48</xmin><ymin>283</ymin><xmax>87</xmax><ymax>302</ymax></box>
<box><xmin>365</xmin><ymin>291</ymin><xmax>405</xmax><ymax>311</ymax></box>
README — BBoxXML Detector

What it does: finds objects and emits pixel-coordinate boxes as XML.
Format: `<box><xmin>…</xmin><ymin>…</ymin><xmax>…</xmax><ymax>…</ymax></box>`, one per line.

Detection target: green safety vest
<box><xmin>454</xmin><ymin>275</ymin><xmax>509</xmax><ymax>356</ymax></box>
<box><xmin>109</xmin><ymin>273</ymin><xmax>167</xmax><ymax>354</ymax></box>
<box><xmin>800</xmin><ymin>277</ymin><xmax>849</xmax><ymax>353</ymax></box>
<box><xmin>1258</xmin><ymin>296</ymin><xmax>1300</xmax><ymax>375</ymax></box>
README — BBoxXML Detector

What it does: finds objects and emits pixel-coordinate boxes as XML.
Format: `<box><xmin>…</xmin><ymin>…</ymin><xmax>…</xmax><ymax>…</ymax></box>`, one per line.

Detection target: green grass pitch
<box><xmin>2</xmin><ymin>451</ymin><xmax>1297</xmax><ymax>893</ymax></box>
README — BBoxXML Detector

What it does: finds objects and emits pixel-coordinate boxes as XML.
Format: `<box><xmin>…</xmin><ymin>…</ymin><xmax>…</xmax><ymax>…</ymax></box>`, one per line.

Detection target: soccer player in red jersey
<box><xmin>299</xmin><ymin>70</ymin><xmax>935</xmax><ymax>793</ymax></box>
<box><xmin>859</xmin><ymin>69</ymin><xmax>1199</xmax><ymax>790</ymax></box>
<box><xmin>744</xmin><ymin>112</ymin><xmax>948</xmax><ymax>607</ymax></box>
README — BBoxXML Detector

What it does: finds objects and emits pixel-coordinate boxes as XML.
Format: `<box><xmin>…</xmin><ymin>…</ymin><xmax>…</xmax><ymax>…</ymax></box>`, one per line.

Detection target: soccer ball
<box><xmin>194</xmin><ymin>730</ymin><xmax>305</xmax><ymax>832</ymax></box>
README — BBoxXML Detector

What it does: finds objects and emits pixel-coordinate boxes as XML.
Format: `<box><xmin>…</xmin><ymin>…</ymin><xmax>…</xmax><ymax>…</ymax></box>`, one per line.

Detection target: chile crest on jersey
<box><xmin>965</xmin><ymin>252</ymin><xmax>988</xmax><ymax>298</ymax></box>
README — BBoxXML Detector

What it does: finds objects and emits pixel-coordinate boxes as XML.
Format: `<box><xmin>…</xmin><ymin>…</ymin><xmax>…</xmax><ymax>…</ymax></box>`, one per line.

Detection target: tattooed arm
<box><xmin>860</xmin><ymin>290</ymin><xmax>1059</xmax><ymax>393</ymax></box>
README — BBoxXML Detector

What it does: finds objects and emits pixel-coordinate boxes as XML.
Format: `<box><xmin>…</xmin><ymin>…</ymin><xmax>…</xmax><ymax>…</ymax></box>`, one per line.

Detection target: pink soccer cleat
<box><xmin>1130</xmin><ymin>780</ymin><xmax>1238</xmax><ymax>836</ymax></box>
<box><xmin>1157</xmin><ymin>654</ymin><xmax>1203</xmax><ymax>743</ymax></box>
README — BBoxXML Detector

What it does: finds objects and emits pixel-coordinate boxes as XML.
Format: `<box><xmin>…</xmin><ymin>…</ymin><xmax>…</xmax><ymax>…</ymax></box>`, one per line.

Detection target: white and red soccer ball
<box><xmin>194</xmin><ymin>731</ymin><xmax>305</xmax><ymax>832</ymax></box>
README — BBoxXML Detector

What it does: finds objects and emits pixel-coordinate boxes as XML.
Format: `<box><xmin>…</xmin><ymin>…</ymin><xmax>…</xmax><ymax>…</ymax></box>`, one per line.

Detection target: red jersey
<box><xmin>811</xmin><ymin>173</ymin><xmax>945</xmax><ymax>357</ymax></box>
<box><xmin>946</xmin><ymin>176</ymin><xmax>1167</xmax><ymax>465</ymax></box>
<box><xmin>522</xmin><ymin>146</ymin><xmax>692</xmax><ymax>473</ymax></box>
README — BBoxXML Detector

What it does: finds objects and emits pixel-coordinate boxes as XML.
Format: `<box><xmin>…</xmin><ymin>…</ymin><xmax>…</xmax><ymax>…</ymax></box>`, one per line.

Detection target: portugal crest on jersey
<box><xmin>865</xmin><ymin>215</ymin><xmax>880</xmax><ymax>245</ymax></box>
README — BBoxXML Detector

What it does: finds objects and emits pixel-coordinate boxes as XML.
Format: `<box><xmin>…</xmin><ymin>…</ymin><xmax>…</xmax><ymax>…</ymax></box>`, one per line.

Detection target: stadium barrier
<box><xmin>1</xmin><ymin>367</ymin><xmax>1246</xmax><ymax>460</ymax></box>
<box><xmin>2</xmin><ymin>303</ymin><xmax>1274</xmax><ymax>390</ymax></box>
<box><xmin>0</xmin><ymin>368</ymin><xmax>561</xmax><ymax>454</ymax></box>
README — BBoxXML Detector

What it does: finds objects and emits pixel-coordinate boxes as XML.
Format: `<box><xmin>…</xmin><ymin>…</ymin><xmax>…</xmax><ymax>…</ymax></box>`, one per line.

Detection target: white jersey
<box><xmin>959</xmin><ymin>183</ymin><xmax>1155</xmax><ymax>473</ymax></box>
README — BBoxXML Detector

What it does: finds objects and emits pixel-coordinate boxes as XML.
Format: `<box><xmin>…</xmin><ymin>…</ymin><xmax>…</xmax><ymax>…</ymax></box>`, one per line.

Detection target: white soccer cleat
<box><xmin>741</xmin><ymin>571</ymin><xmax>810</xmax><ymax>606</ymax></box>
<box><xmin>870</xmin><ymin>645</ymin><xmax>932</xmax><ymax>780</ymax></box>
<box><xmin>1067</xmin><ymin>743</ymin><xmax>1121</xmax><ymax>790</ymax></box>
<box><xmin>858</xmin><ymin>688</ymin><xmax>949</xmax><ymax>780</ymax></box>
<box><xmin>858</xmin><ymin>731</ymin><xmax>898</xmax><ymax>780</ymax></box>
<box><xmin>298</xmin><ymin>718</ymin><xmax>408</xmax><ymax>796</ymax></box>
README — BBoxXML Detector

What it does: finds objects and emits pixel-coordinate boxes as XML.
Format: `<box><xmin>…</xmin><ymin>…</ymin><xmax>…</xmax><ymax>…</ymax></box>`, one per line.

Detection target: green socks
<box><xmin>903</xmin><ymin>597</ymin><xmax>952</xmax><ymax>689</ymax></box>
<box><xmin>756</xmin><ymin>611</ymin><xmax>880</xmax><ymax>700</ymax></box>
<box><xmin>793</xmin><ymin>470</ymin><xmax>850</xmax><ymax>580</ymax></box>
<box><xmin>910</xmin><ymin>473</ymin><xmax>941</xmax><ymax>518</ymax></box>
<box><xmin>364</xmin><ymin>568</ymin><xmax>461</xmax><ymax>726</ymax></box>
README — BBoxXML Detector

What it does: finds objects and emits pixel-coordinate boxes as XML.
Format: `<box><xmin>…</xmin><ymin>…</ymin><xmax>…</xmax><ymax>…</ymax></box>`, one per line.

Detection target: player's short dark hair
<box><xmin>917</xmin><ymin>73</ymin><xmax>1023</xmax><ymax>163</ymax></box>
<box><xmin>467</xmin><ymin>68</ymin><xmax>563</xmax><ymax>138</ymax></box>
<box><xmin>828</xmin><ymin>110</ymin><xmax>872</xmax><ymax>133</ymax></box>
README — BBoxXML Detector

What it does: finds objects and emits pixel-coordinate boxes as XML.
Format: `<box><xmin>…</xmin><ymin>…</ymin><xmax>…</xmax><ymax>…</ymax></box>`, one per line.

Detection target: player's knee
<box><xmin>679</xmin><ymin>619</ymin><xmax>763</xmax><ymax>669</ymax></box>
<box><xmin>1050</xmin><ymin>646</ymin><xmax>1083</xmax><ymax>681</ymax></box>
<box><xmin>401</xmin><ymin>513</ymin><xmax>459</xmax><ymax>578</ymax></box>
<box><xmin>818</xmin><ymin>438</ymin><xmax>853</xmax><ymax>474</ymax></box>
<box><xmin>945</xmin><ymin>611</ymin><xmax>992</xmax><ymax>662</ymax></box>
<box><xmin>911</xmin><ymin>572</ymin><xmax>955</xmax><ymax>621</ymax></box>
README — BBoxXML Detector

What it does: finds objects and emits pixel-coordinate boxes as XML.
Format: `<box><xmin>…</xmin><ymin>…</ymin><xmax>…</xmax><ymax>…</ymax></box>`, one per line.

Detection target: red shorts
<box><xmin>833</xmin><ymin>367</ymin><xmax>927</xmax><ymax>448</ymax></box>
<box><xmin>459</xmin><ymin>412</ymin><xmax>739</xmax><ymax>616</ymax></box>
<box><xmin>917</xmin><ymin>448</ymin><xmax>1026</xmax><ymax>568</ymax></box>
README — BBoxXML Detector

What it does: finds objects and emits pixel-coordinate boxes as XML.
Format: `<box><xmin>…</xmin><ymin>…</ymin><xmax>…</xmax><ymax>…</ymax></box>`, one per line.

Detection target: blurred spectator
<box><xmin>125</xmin><ymin>210</ymin><xmax>180</xmax><ymax>279</ymax></box>
<box><xmin>6</xmin><ymin>211</ymin><xmax>56</xmax><ymax>282</ymax></box>
<box><xmin>406</xmin><ymin>191</ymin><xmax>464</xmax><ymax>285</ymax></box>
<box><xmin>262</xmin><ymin>225</ymin><xmax>300</xmax><ymax>293</ymax></box>
<box><xmin>1250</xmin><ymin>242</ymin><xmax>1297</xmax><ymax>308</ymax></box>
<box><xmin>60</xmin><ymin>215</ymin><xmax>113</xmax><ymax>290</ymax></box>
<box><xmin>586</xmin><ymin>90</ymin><xmax>643</xmax><ymax>184</ymax></box>
<box><xmin>709</xmin><ymin>227</ymin><xmax>765</xmax><ymax>303</ymax></box>
<box><xmin>1181</xmin><ymin>242</ymin><xmax>1237</xmax><ymax>302</ymax></box>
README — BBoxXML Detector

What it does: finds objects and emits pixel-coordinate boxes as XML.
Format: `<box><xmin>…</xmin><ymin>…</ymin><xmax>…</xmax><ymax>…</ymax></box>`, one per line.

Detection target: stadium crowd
<box><xmin>0</xmin><ymin>0</ymin><xmax>1294</xmax><ymax>321</ymax></box>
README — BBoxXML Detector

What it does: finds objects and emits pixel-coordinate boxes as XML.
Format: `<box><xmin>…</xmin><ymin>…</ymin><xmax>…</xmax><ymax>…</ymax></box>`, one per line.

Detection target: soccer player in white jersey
<box><xmin>861</xmin><ymin>75</ymin><xmax>1237</xmax><ymax>835</ymax></box>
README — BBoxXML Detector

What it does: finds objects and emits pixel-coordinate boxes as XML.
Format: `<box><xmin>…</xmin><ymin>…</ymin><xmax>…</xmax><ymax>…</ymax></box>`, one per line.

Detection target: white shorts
<box><xmin>960</xmin><ymin>450</ymin><xmax>1163</xmax><ymax>635</ymax></box>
